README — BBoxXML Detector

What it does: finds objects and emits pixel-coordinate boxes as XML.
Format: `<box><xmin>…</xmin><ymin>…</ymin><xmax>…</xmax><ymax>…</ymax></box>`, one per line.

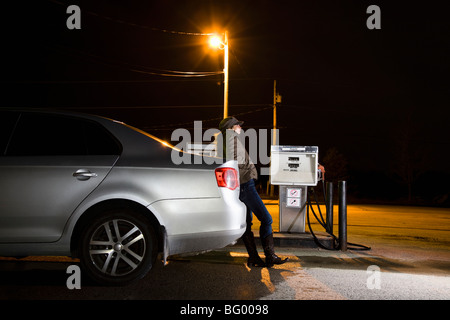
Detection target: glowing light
<box><xmin>209</xmin><ymin>35</ymin><xmax>223</xmax><ymax>49</ymax></box>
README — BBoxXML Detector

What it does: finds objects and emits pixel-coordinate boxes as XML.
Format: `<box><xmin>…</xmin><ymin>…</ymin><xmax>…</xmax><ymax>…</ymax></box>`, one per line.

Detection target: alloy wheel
<box><xmin>88</xmin><ymin>219</ymin><xmax>147</xmax><ymax>277</ymax></box>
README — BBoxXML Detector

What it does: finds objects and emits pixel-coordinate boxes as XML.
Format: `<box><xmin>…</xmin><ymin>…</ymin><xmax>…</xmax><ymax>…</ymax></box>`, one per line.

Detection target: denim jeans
<box><xmin>239</xmin><ymin>179</ymin><xmax>273</xmax><ymax>239</ymax></box>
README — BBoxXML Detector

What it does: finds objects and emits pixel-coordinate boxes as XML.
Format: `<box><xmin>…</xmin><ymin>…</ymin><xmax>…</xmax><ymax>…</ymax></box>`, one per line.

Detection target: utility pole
<box><xmin>208</xmin><ymin>31</ymin><xmax>229</xmax><ymax>118</ymax></box>
<box><xmin>223</xmin><ymin>30</ymin><xmax>229</xmax><ymax>118</ymax></box>
<box><xmin>273</xmin><ymin>80</ymin><xmax>277</xmax><ymax>145</ymax></box>
<box><xmin>269</xmin><ymin>80</ymin><xmax>281</xmax><ymax>196</ymax></box>
<box><xmin>272</xmin><ymin>80</ymin><xmax>281</xmax><ymax>145</ymax></box>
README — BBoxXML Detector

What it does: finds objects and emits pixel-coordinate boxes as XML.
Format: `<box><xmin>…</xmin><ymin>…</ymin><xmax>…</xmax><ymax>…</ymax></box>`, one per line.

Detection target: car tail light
<box><xmin>215</xmin><ymin>167</ymin><xmax>239</xmax><ymax>190</ymax></box>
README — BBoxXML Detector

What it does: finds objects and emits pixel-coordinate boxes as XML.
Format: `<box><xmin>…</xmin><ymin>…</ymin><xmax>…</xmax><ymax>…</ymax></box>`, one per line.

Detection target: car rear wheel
<box><xmin>79</xmin><ymin>208</ymin><xmax>156</xmax><ymax>286</ymax></box>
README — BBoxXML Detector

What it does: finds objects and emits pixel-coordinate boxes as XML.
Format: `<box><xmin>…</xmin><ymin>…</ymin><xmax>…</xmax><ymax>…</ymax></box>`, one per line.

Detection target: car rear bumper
<box><xmin>166</xmin><ymin>226</ymin><xmax>246</xmax><ymax>257</ymax></box>
<box><xmin>148</xmin><ymin>193</ymin><xmax>246</xmax><ymax>257</ymax></box>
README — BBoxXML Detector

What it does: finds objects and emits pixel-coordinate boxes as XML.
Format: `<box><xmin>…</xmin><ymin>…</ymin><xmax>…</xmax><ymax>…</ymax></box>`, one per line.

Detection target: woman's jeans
<box><xmin>239</xmin><ymin>179</ymin><xmax>273</xmax><ymax>239</ymax></box>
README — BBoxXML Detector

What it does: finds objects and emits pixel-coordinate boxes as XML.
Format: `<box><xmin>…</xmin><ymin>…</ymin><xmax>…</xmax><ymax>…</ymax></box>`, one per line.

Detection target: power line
<box><xmin>128</xmin><ymin>67</ymin><xmax>222</xmax><ymax>78</ymax></box>
<box><xmin>1</xmin><ymin>77</ymin><xmax>274</xmax><ymax>84</ymax></box>
<box><xmin>142</xmin><ymin>105</ymin><xmax>273</xmax><ymax>129</ymax></box>
<box><xmin>49</xmin><ymin>104</ymin><xmax>273</xmax><ymax>131</ymax></box>
<box><xmin>50</xmin><ymin>44</ymin><xmax>223</xmax><ymax>78</ymax></box>
<box><xmin>145</xmin><ymin>125</ymin><xmax>287</xmax><ymax>132</ymax></box>
<box><xmin>49</xmin><ymin>0</ymin><xmax>214</xmax><ymax>36</ymax></box>
<box><xmin>58</xmin><ymin>104</ymin><xmax>272</xmax><ymax>110</ymax></box>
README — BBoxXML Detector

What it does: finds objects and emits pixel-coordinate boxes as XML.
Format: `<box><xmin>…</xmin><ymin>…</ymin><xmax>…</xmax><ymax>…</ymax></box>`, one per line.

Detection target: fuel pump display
<box><xmin>270</xmin><ymin>146</ymin><xmax>319</xmax><ymax>186</ymax></box>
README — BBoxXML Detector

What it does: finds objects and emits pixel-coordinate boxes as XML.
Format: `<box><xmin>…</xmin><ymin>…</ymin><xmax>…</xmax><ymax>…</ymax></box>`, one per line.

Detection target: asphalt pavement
<box><xmin>0</xmin><ymin>203</ymin><xmax>449</xmax><ymax>301</ymax></box>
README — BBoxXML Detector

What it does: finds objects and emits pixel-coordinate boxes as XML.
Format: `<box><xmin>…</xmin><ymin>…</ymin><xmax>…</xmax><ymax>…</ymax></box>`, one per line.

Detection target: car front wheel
<box><xmin>79</xmin><ymin>208</ymin><xmax>156</xmax><ymax>286</ymax></box>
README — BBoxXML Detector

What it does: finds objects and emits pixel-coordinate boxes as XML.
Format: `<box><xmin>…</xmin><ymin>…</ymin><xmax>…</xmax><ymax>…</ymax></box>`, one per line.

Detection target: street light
<box><xmin>209</xmin><ymin>35</ymin><xmax>223</xmax><ymax>49</ymax></box>
<box><xmin>209</xmin><ymin>31</ymin><xmax>229</xmax><ymax>118</ymax></box>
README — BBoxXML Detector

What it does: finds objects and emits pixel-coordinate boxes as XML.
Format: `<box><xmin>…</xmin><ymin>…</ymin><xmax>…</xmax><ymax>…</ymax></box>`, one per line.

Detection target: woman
<box><xmin>218</xmin><ymin>116</ymin><xmax>288</xmax><ymax>267</ymax></box>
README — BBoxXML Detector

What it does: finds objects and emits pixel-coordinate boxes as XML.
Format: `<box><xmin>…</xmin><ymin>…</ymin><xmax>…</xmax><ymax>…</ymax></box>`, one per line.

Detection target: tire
<box><xmin>78</xmin><ymin>207</ymin><xmax>156</xmax><ymax>286</ymax></box>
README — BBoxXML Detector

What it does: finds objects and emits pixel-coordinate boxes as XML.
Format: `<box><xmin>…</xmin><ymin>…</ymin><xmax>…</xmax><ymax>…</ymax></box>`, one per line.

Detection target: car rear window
<box><xmin>83</xmin><ymin>118</ymin><xmax>122</xmax><ymax>155</ymax></box>
<box><xmin>6</xmin><ymin>112</ymin><xmax>121</xmax><ymax>156</ymax></box>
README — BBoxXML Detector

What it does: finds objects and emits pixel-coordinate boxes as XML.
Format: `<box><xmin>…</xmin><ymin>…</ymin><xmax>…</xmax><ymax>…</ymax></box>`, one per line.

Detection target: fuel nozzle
<box><xmin>318</xmin><ymin>164</ymin><xmax>325</xmax><ymax>181</ymax></box>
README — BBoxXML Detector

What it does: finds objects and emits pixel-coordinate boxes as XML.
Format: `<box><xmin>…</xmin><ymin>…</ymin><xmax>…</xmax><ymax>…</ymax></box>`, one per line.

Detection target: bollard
<box><xmin>338</xmin><ymin>180</ymin><xmax>347</xmax><ymax>251</ymax></box>
<box><xmin>325</xmin><ymin>182</ymin><xmax>333</xmax><ymax>234</ymax></box>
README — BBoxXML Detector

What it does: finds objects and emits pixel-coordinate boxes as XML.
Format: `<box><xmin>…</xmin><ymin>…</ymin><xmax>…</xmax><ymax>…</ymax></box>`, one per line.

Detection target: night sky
<box><xmin>2</xmin><ymin>0</ymin><xmax>449</xmax><ymax>205</ymax></box>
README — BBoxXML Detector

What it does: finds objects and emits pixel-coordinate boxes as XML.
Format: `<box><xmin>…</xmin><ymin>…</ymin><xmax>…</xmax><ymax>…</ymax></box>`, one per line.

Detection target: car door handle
<box><xmin>73</xmin><ymin>169</ymin><xmax>98</xmax><ymax>180</ymax></box>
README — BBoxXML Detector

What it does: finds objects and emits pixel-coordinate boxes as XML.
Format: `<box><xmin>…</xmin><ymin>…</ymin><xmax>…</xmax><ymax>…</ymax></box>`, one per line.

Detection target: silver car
<box><xmin>0</xmin><ymin>109</ymin><xmax>246</xmax><ymax>285</ymax></box>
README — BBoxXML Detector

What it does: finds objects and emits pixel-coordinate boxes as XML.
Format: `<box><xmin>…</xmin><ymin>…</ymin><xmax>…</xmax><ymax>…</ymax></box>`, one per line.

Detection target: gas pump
<box><xmin>270</xmin><ymin>146</ymin><xmax>320</xmax><ymax>233</ymax></box>
<box><xmin>270</xmin><ymin>145</ymin><xmax>370</xmax><ymax>251</ymax></box>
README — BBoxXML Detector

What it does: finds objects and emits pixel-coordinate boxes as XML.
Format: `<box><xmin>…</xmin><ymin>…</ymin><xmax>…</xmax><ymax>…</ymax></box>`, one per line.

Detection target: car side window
<box><xmin>0</xmin><ymin>110</ymin><xmax>20</xmax><ymax>156</ymax></box>
<box><xmin>6</xmin><ymin>113</ymin><xmax>87</xmax><ymax>156</ymax></box>
<box><xmin>6</xmin><ymin>113</ymin><xmax>121</xmax><ymax>156</ymax></box>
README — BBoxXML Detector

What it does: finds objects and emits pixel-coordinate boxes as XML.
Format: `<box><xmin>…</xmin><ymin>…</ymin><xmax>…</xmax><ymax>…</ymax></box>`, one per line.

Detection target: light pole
<box><xmin>209</xmin><ymin>31</ymin><xmax>229</xmax><ymax>118</ymax></box>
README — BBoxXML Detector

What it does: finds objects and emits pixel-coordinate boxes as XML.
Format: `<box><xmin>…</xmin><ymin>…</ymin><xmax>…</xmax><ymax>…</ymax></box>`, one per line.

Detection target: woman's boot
<box><xmin>261</xmin><ymin>233</ymin><xmax>289</xmax><ymax>267</ymax></box>
<box><xmin>241</xmin><ymin>231</ymin><xmax>266</xmax><ymax>267</ymax></box>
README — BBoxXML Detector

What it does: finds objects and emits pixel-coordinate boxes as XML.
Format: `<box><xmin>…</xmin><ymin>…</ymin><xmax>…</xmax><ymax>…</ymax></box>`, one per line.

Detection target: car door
<box><xmin>0</xmin><ymin>111</ymin><xmax>121</xmax><ymax>243</ymax></box>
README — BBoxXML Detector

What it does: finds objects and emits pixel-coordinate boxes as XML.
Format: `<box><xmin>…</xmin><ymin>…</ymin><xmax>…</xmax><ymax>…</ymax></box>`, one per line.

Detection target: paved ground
<box><xmin>0</xmin><ymin>204</ymin><xmax>449</xmax><ymax>302</ymax></box>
